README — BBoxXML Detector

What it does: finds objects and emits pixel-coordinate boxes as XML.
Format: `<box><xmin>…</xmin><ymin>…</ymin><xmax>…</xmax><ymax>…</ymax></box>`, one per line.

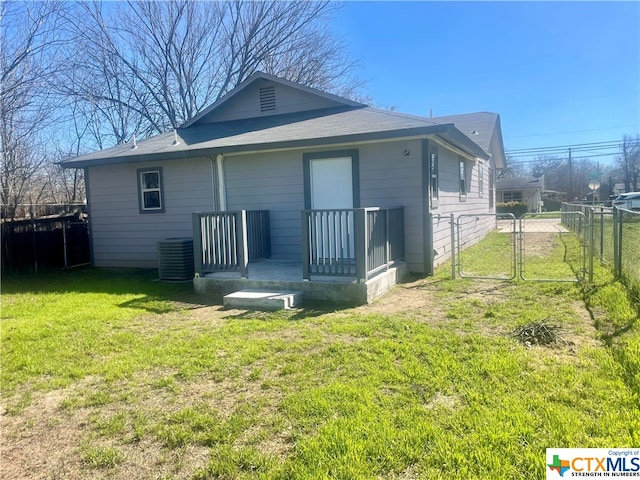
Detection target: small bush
<box><xmin>543</xmin><ymin>199</ymin><xmax>562</xmax><ymax>212</ymax></box>
<box><xmin>497</xmin><ymin>201</ymin><xmax>529</xmax><ymax>217</ymax></box>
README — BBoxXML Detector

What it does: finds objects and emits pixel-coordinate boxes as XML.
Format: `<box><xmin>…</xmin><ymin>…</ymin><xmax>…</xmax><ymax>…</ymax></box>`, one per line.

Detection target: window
<box><xmin>478</xmin><ymin>164</ymin><xmax>484</xmax><ymax>198</ymax></box>
<box><xmin>137</xmin><ymin>168</ymin><xmax>164</xmax><ymax>213</ymax></box>
<box><xmin>459</xmin><ymin>157</ymin><xmax>467</xmax><ymax>200</ymax></box>
<box><xmin>489</xmin><ymin>168</ymin><xmax>494</xmax><ymax>208</ymax></box>
<box><xmin>429</xmin><ymin>147</ymin><xmax>439</xmax><ymax>205</ymax></box>
<box><xmin>503</xmin><ymin>191</ymin><xmax>522</xmax><ymax>202</ymax></box>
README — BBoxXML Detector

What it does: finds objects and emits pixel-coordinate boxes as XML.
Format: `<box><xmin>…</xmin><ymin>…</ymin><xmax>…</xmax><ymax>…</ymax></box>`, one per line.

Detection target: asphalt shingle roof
<box><xmin>430</xmin><ymin>112</ymin><xmax>499</xmax><ymax>154</ymax></box>
<box><xmin>61</xmin><ymin>106</ymin><xmax>491</xmax><ymax>168</ymax></box>
<box><xmin>496</xmin><ymin>176</ymin><xmax>544</xmax><ymax>190</ymax></box>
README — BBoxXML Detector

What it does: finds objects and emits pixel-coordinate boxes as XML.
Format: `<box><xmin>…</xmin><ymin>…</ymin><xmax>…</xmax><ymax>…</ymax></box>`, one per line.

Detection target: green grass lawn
<box><xmin>594</xmin><ymin>212</ymin><xmax>640</xmax><ymax>300</ymax></box>
<box><xmin>1</xmin><ymin>244</ymin><xmax>639</xmax><ymax>479</ymax></box>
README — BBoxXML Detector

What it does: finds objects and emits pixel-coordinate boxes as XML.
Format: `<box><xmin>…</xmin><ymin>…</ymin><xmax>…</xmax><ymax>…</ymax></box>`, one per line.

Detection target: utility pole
<box><xmin>568</xmin><ymin>147</ymin><xmax>573</xmax><ymax>201</ymax></box>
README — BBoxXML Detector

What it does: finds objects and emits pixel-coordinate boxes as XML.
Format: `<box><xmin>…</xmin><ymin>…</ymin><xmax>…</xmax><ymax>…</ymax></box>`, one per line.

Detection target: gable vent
<box><xmin>259</xmin><ymin>85</ymin><xmax>276</xmax><ymax>112</ymax></box>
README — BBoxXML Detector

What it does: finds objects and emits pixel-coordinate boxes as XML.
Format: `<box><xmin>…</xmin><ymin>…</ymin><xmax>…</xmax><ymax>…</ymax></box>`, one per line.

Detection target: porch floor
<box><xmin>202</xmin><ymin>259</ymin><xmax>358</xmax><ymax>283</ymax></box>
<box><xmin>194</xmin><ymin>259</ymin><xmax>408</xmax><ymax>306</ymax></box>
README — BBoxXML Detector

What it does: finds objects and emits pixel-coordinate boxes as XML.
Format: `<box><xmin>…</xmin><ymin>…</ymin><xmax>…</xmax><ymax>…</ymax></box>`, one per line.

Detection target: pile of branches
<box><xmin>509</xmin><ymin>319</ymin><xmax>568</xmax><ymax>347</ymax></box>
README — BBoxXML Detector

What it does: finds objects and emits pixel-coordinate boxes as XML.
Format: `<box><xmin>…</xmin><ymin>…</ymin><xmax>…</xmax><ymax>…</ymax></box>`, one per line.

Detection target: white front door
<box><xmin>309</xmin><ymin>156</ymin><xmax>355</xmax><ymax>261</ymax></box>
<box><xmin>310</xmin><ymin>156</ymin><xmax>353</xmax><ymax>209</ymax></box>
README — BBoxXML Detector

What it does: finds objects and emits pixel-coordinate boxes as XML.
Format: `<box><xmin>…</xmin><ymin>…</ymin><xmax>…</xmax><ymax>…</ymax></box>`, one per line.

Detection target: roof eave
<box><xmin>61</xmin><ymin>125</ymin><xmax>462</xmax><ymax>169</ymax></box>
<box><xmin>433</xmin><ymin>126</ymin><xmax>491</xmax><ymax>160</ymax></box>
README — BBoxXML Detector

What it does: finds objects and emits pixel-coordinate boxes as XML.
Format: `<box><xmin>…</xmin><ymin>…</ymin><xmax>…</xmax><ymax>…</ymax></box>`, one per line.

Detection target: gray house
<box><xmin>62</xmin><ymin>72</ymin><xmax>506</xmax><ymax>303</ymax></box>
<box><xmin>496</xmin><ymin>176</ymin><xmax>545</xmax><ymax>212</ymax></box>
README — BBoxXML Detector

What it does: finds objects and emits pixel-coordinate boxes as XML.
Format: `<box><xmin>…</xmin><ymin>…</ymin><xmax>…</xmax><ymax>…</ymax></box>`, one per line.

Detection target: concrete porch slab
<box><xmin>194</xmin><ymin>260</ymin><xmax>408</xmax><ymax>306</ymax></box>
<box><xmin>223</xmin><ymin>289</ymin><xmax>302</xmax><ymax>310</ymax></box>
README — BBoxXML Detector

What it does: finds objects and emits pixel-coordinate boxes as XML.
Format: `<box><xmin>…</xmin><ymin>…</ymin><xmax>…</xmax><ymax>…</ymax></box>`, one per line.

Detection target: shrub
<box><xmin>543</xmin><ymin>199</ymin><xmax>562</xmax><ymax>212</ymax></box>
<box><xmin>496</xmin><ymin>201</ymin><xmax>528</xmax><ymax>217</ymax></box>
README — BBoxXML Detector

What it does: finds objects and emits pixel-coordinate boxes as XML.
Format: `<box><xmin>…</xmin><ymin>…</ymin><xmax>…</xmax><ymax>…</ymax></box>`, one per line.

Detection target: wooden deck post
<box><xmin>192</xmin><ymin>213</ymin><xmax>203</xmax><ymax>277</ymax></box>
<box><xmin>301</xmin><ymin>210</ymin><xmax>311</xmax><ymax>280</ymax></box>
<box><xmin>237</xmin><ymin>210</ymin><xmax>249</xmax><ymax>278</ymax></box>
<box><xmin>355</xmin><ymin>208</ymin><xmax>367</xmax><ymax>283</ymax></box>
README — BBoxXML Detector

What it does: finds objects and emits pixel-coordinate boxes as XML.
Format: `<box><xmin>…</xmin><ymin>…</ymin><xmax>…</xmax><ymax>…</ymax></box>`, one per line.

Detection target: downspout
<box><xmin>209</xmin><ymin>154</ymin><xmax>227</xmax><ymax>211</ymax></box>
<box><xmin>216</xmin><ymin>154</ymin><xmax>227</xmax><ymax>211</ymax></box>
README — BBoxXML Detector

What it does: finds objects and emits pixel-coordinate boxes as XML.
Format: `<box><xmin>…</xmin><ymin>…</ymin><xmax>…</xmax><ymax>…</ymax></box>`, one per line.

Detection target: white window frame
<box><xmin>459</xmin><ymin>157</ymin><xmax>467</xmax><ymax>201</ymax></box>
<box><xmin>137</xmin><ymin>167</ymin><xmax>165</xmax><ymax>213</ymax></box>
<box><xmin>503</xmin><ymin>191</ymin><xmax>522</xmax><ymax>202</ymax></box>
<box><xmin>430</xmin><ymin>146</ymin><xmax>439</xmax><ymax>208</ymax></box>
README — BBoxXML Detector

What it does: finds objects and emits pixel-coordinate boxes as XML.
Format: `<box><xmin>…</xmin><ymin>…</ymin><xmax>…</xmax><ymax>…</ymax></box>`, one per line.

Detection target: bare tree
<box><xmin>2</xmin><ymin>0</ymin><xmax>364</xmax><ymax>217</ymax></box>
<box><xmin>498</xmin><ymin>154</ymin><xmax>529</xmax><ymax>178</ymax></box>
<box><xmin>60</xmin><ymin>0</ymin><xmax>363</xmax><ymax>145</ymax></box>
<box><xmin>0</xmin><ymin>1</ymin><xmax>70</xmax><ymax>218</ymax></box>
<box><xmin>618</xmin><ymin>135</ymin><xmax>640</xmax><ymax>192</ymax></box>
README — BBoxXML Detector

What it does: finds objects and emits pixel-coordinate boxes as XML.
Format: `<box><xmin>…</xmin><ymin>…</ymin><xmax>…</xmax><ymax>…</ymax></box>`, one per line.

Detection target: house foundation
<box><xmin>193</xmin><ymin>259</ymin><xmax>408</xmax><ymax>306</ymax></box>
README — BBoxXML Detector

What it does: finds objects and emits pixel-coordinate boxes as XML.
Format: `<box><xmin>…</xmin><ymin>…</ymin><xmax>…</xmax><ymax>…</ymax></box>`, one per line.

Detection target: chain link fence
<box><xmin>562</xmin><ymin>203</ymin><xmax>640</xmax><ymax>298</ymax></box>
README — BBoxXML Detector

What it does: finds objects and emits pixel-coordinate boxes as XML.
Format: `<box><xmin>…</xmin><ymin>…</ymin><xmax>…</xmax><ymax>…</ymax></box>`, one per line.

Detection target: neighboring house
<box><xmin>61</xmin><ymin>72</ymin><xmax>506</xmax><ymax>302</ymax></box>
<box><xmin>496</xmin><ymin>176</ymin><xmax>545</xmax><ymax>212</ymax></box>
<box><xmin>613</xmin><ymin>182</ymin><xmax>640</xmax><ymax>195</ymax></box>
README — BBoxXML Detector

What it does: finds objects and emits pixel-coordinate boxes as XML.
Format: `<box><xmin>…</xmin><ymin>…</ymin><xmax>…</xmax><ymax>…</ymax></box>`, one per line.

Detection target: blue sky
<box><xmin>332</xmin><ymin>1</ymin><xmax>640</xmax><ymax>166</ymax></box>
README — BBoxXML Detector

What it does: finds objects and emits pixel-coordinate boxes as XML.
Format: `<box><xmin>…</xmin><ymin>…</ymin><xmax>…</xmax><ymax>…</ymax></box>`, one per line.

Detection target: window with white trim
<box><xmin>489</xmin><ymin>168</ymin><xmax>494</xmax><ymax>208</ymax></box>
<box><xmin>503</xmin><ymin>191</ymin><xmax>522</xmax><ymax>202</ymax></box>
<box><xmin>478</xmin><ymin>163</ymin><xmax>484</xmax><ymax>198</ymax></box>
<box><xmin>459</xmin><ymin>157</ymin><xmax>467</xmax><ymax>200</ymax></box>
<box><xmin>137</xmin><ymin>168</ymin><xmax>164</xmax><ymax>213</ymax></box>
<box><xmin>429</xmin><ymin>147</ymin><xmax>439</xmax><ymax>206</ymax></box>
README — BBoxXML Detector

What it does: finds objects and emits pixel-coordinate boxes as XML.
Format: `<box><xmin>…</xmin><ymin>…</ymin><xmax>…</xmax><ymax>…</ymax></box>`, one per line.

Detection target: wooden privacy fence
<box><xmin>1</xmin><ymin>213</ymin><xmax>91</xmax><ymax>273</ymax></box>
<box><xmin>302</xmin><ymin>206</ymin><xmax>404</xmax><ymax>282</ymax></box>
<box><xmin>192</xmin><ymin>210</ymin><xmax>271</xmax><ymax>277</ymax></box>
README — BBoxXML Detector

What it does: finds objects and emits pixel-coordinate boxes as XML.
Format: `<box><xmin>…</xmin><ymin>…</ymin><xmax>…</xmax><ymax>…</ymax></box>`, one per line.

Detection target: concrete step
<box><xmin>223</xmin><ymin>289</ymin><xmax>303</xmax><ymax>310</ymax></box>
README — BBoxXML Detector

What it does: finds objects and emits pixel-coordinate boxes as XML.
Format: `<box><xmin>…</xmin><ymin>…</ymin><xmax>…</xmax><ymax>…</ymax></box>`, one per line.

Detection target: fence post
<box><xmin>450</xmin><ymin>213</ymin><xmax>456</xmax><ymax>279</ymax></box>
<box><xmin>63</xmin><ymin>221</ymin><xmax>68</xmax><ymax>268</ymax></box>
<box><xmin>589</xmin><ymin>207</ymin><xmax>596</xmax><ymax>283</ymax></box>
<box><xmin>301</xmin><ymin>211</ymin><xmax>310</xmax><ymax>281</ymax></box>
<box><xmin>30</xmin><ymin>215</ymin><xmax>38</xmax><ymax>273</ymax></box>
<box><xmin>599</xmin><ymin>207</ymin><xmax>604</xmax><ymax>260</ymax></box>
<box><xmin>616</xmin><ymin>208</ymin><xmax>624</xmax><ymax>279</ymax></box>
<box><xmin>192</xmin><ymin>213</ymin><xmax>203</xmax><ymax>277</ymax></box>
<box><xmin>355</xmin><ymin>208</ymin><xmax>367</xmax><ymax>283</ymax></box>
<box><xmin>384</xmin><ymin>209</ymin><xmax>390</xmax><ymax>271</ymax></box>
<box><xmin>613</xmin><ymin>208</ymin><xmax>621</xmax><ymax>278</ymax></box>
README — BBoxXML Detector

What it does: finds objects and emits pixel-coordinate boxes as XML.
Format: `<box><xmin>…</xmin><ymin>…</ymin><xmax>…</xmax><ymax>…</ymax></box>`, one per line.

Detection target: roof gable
<box><xmin>431</xmin><ymin>112</ymin><xmax>506</xmax><ymax>169</ymax></box>
<box><xmin>60</xmin><ymin>73</ymin><xmax>496</xmax><ymax>168</ymax></box>
<box><xmin>183</xmin><ymin>72</ymin><xmax>365</xmax><ymax>127</ymax></box>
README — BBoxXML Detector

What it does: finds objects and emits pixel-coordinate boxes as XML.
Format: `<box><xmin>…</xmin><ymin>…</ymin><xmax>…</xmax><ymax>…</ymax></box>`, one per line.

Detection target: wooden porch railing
<box><xmin>302</xmin><ymin>206</ymin><xmax>404</xmax><ymax>282</ymax></box>
<box><xmin>192</xmin><ymin>210</ymin><xmax>270</xmax><ymax>278</ymax></box>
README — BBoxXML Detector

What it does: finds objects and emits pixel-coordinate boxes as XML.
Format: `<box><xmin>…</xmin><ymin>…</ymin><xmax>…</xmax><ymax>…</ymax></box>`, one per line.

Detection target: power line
<box><xmin>508</xmin><ymin>152</ymin><xmax>619</xmax><ymax>164</ymax></box>
<box><xmin>506</xmin><ymin>139</ymin><xmax>622</xmax><ymax>154</ymax></box>
<box><xmin>508</xmin><ymin>124</ymin><xmax>640</xmax><ymax>139</ymax></box>
<box><xmin>505</xmin><ymin>139</ymin><xmax>625</xmax><ymax>162</ymax></box>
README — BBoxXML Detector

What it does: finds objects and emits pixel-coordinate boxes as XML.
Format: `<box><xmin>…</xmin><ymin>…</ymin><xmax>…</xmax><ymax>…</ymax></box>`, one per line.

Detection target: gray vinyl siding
<box><xmin>87</xmin><ymin>157</ymin><xmax>214</xmax><ymax>268</ymax></box>
<box><xmin>223</xmin><ymin>151</ymin><xmax>304</xmax><ymax>261</ymax></box>
<box><xmin>431</xmin><ymin>147</ymin><xmax>495</xmax><ymax>268</ymax></box>
<box><xmin>87</xmin><ymin>138</ymin><xmax>495</xmax><ymax>273</ymax></box>
<box><xmin>223</xmin><ymin>140</ymin><xmax>426</xmax><ymax>270</ymax></box>
<box><xmin>200</xmin><ymin>79</ymin><xmax>345</xmax><ymax>123</ymax></box>
<box><xmin>358</xmin><ymin>140</ymin><xmax>425</xmax><ymax>272</ymax></box>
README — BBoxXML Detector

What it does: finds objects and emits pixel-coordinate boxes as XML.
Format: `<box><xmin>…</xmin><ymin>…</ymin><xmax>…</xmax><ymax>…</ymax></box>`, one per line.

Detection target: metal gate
<box><xmin>455</xmin><ymin>213</ymin><xmax>517</xmax><ymax>280</ymax></box>
<box><xmin>454</xmin><ymin>211</ymin><xmax>588</xmax><ymax>282</ymax></box>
